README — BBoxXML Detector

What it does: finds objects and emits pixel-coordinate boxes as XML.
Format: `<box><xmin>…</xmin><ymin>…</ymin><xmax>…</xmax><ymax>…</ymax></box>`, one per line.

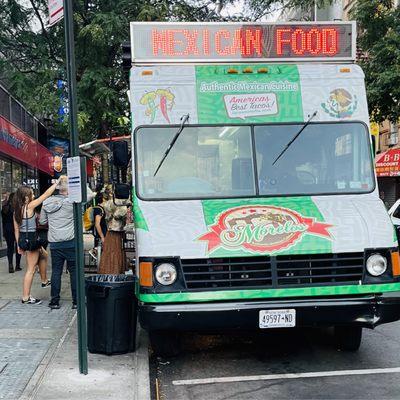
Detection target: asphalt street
<box><xmin>151</xmin><ymin>321</ymin><xmax>400</xmax><ymax>400</ymax></box>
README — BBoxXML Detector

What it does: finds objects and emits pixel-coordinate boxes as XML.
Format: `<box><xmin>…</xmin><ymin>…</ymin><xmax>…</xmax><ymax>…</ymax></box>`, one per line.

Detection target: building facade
<box><xmin>0</xmin><ymin>83</ymin><xmax>53</xmax><ymax>250</ymax></box>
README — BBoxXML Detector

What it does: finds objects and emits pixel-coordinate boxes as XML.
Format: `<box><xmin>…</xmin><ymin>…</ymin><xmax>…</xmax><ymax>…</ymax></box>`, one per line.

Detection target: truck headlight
<box><xmin>366</xmin><ymin>254</ymin><xmax>387</xmax><ymax>276</ymax></box>
<box><xmin>155</xmin><ymin>263</ymin><xmax>177</xmax><ymax>285</ymax></box>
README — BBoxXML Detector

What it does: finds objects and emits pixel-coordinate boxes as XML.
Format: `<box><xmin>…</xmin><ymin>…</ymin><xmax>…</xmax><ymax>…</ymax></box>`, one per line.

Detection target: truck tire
<box><xmin>149</xmin><ymin>330</ymin><xmax>182</xmax><ymax>357</ymax></box>
<box><xmin>334</xmin><ymin>326</ymin><xmax>362</xmax><ymax>351</ymax></box>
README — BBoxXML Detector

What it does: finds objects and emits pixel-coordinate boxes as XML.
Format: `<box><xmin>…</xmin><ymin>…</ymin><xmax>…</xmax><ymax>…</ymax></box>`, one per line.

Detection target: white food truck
<box><xmin>127</xmin><ymin>22</ymin><xmax>400</xmax><ymax>355</ymax></box>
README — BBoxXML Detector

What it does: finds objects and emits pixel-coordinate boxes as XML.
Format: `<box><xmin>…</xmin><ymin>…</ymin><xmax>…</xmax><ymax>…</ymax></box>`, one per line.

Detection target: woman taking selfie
<box><xmin>13</xmin><ymin>179</ymin><xmax>61</xmax><ymax>305</ymax></box>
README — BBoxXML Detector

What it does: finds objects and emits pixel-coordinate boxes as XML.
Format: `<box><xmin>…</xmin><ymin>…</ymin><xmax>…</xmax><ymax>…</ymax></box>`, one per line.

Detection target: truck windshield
<box><xmin>255</xmin><ymin>122</ymin><xmax>374</xmax><ymax>196</ymax></box>
<box><xmin>135</xmin><ymin>122</ymin><xmax>374</xmax><ymax>200</ymax></box>
<box><xmin>136</xmin><ymin>125</ymin><xmax>256</xmax><ymax>199</ymax></box>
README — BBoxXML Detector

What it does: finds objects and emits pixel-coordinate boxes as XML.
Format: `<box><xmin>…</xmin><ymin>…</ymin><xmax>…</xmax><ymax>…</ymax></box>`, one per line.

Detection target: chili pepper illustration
<box><xmin>156</xmin><ymin>89</ymin><xmax>175</xmax><ymax>123</ymax></box>
<box><xmin>140</xmin><ymin>92</ymin><xmax>158</xmax><ymax>123</ymax></box>
<box><xmin>159</xmin><ymin>95</ymin><xmax>170</xmax><ymax>123</ymax></box>
<box><xmin>140</xmin><ymin>89</ymin><xmax>175</xmax><ymax>123</ymax></box>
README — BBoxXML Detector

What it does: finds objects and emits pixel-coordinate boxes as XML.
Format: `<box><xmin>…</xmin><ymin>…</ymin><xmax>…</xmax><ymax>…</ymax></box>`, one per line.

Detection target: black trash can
<box><xmin>85</xmin><ymin>274</ymin><xmax>137</xmax><ymax>355</ymax></box>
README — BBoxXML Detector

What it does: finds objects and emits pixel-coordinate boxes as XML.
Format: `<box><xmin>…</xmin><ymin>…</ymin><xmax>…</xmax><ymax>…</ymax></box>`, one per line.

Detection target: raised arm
<box><xmin>28</xmin><ymin>177</ymin><xmax>61</xmax><ymax>210</ymax></box>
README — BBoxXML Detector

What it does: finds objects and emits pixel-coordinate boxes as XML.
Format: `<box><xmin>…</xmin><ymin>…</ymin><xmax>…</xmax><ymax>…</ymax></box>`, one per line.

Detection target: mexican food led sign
<box><xmin>130</xmin><ymin>22</ymin><xmax>356</xmax><ymax>63</ymax></box>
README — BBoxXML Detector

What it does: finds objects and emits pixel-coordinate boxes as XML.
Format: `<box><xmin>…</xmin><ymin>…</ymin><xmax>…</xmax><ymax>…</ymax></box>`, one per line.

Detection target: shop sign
<box><xmin>370</xmin><ymin>122</ymin><xmax>379</xmax><ymax>136</ymax></box>
<box><xmin>370</xmin><ymin>122</ymin><xmax>380</xmax><ymax>151</ymax></box>
<box><xmin>48</xmin><ymin>136</ymin><xmax>70</xmax><ymax>177</ymax></box>
<box><xmin>376</xmin><ymin>149</ymin><xmax>400</xmax><ymax>177</ymax></box>
<box><xmin>48</xmin><ymin>0</ymin><xmax>63</xmax><ymax>26</ymax></box>
<box><xmin>0</xmin><ymin>116</ymin><xmax>53</xmax><ymax>175</ymax></box>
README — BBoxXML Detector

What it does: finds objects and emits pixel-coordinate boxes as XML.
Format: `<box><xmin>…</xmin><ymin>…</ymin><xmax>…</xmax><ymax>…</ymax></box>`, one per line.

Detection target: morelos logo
<box><xmin>198</xmin><ymin>205</ymin><xmax>333</xmax><ymax>254</ymax></box>
<box><xmin>321</xmin><ymin>88</ymin><xmax>357</xmax><ymax>118</ymax></box>
<box><xmin>140</xmin><ymin>89</ymin><xmax>175</xmax><ymax>123</ymax></box>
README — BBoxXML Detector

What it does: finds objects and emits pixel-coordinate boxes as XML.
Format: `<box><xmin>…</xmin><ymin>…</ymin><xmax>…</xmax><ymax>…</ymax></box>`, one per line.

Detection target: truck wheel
<box><xmin>149</xmin><ymin>330</ymin><xmax>182</xmax><ymax>357</ymax></box>
<box><xmin>334</xmin><ymin>326</ymin><xmax>362</xmax><ymax>351</ymax></box>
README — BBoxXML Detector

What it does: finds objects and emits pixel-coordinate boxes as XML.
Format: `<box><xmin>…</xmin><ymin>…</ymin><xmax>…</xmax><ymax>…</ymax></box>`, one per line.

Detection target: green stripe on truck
<box><xmin>139</xmin><ymin>282</ymin><xmax>400</xmax><ymax>303</ymax></box>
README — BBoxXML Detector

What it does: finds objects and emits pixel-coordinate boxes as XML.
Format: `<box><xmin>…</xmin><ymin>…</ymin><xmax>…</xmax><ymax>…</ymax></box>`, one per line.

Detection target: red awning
<box><xmin>376</xmin><ymin>148</ymin><xmax>400</xmax><ymax>177</ymax></box>
<box><xmin>0</xmin><ymin>115</ymin><xmax>54</xmax><ymax>175</ymax></box>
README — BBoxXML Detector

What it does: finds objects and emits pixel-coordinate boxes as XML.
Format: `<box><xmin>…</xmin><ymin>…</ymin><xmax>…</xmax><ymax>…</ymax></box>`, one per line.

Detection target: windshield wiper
<box><xmin>272</xmin><ymin>111</ymin><xmax>318</xmax><ymax>166</ymax></box>
<box><xmin>153</xmin><ymin>114</ymin><xmax>190</xmax><ymax>177</ymax></box>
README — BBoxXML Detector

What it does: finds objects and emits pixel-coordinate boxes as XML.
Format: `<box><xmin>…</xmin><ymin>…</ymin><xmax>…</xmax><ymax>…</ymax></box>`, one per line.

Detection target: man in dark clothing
<box><xmin>1</xmin><ymin>193</ymin><xmax>21</xmax><ymax>273</ymax></box>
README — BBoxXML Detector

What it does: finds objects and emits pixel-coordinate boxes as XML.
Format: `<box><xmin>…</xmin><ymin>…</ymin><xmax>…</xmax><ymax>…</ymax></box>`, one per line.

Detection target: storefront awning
<box><xmin>79</xmin><ymin>136</ymin><xmax>130</xmax><ymax>156</ymax></box>
<box><xmin>0</xmin><ymin>115</ymin><xmax>53</xmax><ymax>175</ymax></box>
<box><xmin>376</xmin><ymin>148</ymin><xmax>400</xmax><ymax>177</ymax></box>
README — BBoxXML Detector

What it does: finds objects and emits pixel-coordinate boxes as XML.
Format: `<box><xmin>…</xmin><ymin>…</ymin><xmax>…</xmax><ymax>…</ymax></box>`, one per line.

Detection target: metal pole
<box><xmin>314</xmin><ymin>0</ymin><xmax>318</xmax><ymax>21</ymax></box>
<box><xmin>63</xmin><ymin>0</ymin><xmax>88</xmax><ymax>375</ymax></box>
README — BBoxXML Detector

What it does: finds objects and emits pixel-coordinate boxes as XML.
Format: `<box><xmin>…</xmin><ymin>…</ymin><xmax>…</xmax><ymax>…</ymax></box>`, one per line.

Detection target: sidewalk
<box><xmin>0</xmin><ymin>256</ymin><xmax>150</xmax><ymax>400</ymax></box>
<box><xmin>28</xmin><ymin>319</ymin><xmax>150</xmax><ymax>400</ymax></box>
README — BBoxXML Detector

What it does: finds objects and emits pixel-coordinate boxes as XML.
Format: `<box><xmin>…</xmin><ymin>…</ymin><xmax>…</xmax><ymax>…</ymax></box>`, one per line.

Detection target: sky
<box><xmin>221</xmin><ymin>0</ymin><xmax>282</xmax><ymax>21</ymax></box>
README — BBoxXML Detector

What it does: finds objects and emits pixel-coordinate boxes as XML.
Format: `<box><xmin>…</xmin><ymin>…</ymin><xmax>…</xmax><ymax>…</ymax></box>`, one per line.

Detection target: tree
<box><xmin>241</xmin><ymin>0</ymin><xmax>400</xmax><ymax>123</ymax></box>
<box><xmin>0</xmin><ymin>0</ymin><xmax>227</xmax><ymax>141</ymax></box>
<box><xmin>352</xmin><ymin>0</ymin><xmax>400</xmax><ymax>123</ymax></box>
<box><xmin>240</xmin><ymin>0</ymin><xmax>333</xmax><ymax>20</ymax></box>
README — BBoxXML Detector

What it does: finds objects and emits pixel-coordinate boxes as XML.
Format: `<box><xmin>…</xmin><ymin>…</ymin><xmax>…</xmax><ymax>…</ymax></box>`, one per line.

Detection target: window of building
<box><xmin>10</xmin><ymin>98</ymin><xmax>23</xmax><ymax>130</ymax></box>
<box><xmin>0</xmin><ymin>87</ymin><xmax>10</xmax><ymax>120</ymax></box>
<box><xmin>27</xmin><ymin>167</ymin><xmax>38</xmax><ymax>192</ymax></box>
<box><xmin>12</xmin><ymin>163</ymin><xmax>23</xmax><ymax>191</ymax></box>
<box><xmin>0</xmin><ymin>158</ymin><xmax>12</xmax><ymax>204</ymax></box>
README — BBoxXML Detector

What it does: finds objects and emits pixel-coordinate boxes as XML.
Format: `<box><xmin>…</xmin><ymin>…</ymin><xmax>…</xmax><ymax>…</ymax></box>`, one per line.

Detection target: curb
<box><xmin>134</xmin><ymin>329</ymin><xmax>151</xmax><ymax>400</ymax></box>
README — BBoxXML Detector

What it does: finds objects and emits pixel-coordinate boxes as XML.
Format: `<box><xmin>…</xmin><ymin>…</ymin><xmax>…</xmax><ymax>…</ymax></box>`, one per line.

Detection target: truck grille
<box><xmin>180</xmin><ymin>253</ymin><xmax>364</xmax><ymax>290</ymax></box>
<box><xmin>276</xmin><ymin>253</ymin><xmax>364</xmax><ymax>286</ymax></box>
<box><xmin>181</xmin><ymin>257</ymin><xmax>272</xmax><ymax>289</ymax></box>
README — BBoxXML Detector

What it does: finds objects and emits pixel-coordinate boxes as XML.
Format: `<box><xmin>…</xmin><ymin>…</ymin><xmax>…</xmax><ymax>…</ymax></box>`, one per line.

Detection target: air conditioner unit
<box><xmin>389</xmin><ymin>135</ymin><xmax>398</xmax><ymax>145</ymax></box>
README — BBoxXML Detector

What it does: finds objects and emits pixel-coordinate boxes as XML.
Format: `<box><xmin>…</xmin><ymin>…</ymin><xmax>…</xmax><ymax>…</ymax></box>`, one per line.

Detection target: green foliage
<box><xmin>0</xmin><ymin>0</ymin><xmax>223</xmax><ymax>141</ymax></box>
<box><xmin>352</xmin><ymin>0</ymin><xmax>400</xmax><ymax>123</ymax></box>
<box><xmin>244</xmin><ymin>0</ymin><xmax>400</xmax><ymax>123</ymax></box>
<box><xmin>3</xmin><ymin>0</ymin><xmax>397</xmax><ymax>138</ymax></box>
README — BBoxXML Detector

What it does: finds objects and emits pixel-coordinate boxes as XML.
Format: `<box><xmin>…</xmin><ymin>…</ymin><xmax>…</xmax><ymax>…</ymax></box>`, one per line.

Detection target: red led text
<box><xmin>276</xmin><ymin>27</ymin><xmax>339</xmax><ymax>56</ymax></box>
<box><xmin>152</xmin><ymin>28</ymin><xmax>263</xmax><ymax>57</ymax></box>
<box><xmin>149</xmin><ymin>26</ymin><xmax>343</xmax><ymax>59</ymax></box>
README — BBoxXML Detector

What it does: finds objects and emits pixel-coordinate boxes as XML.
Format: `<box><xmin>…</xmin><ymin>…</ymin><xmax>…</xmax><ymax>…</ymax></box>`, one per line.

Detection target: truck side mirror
<box><xmin>113</xmin><ymin>141</ymin><xmax>130</xmax><ymax>168</ymax></box>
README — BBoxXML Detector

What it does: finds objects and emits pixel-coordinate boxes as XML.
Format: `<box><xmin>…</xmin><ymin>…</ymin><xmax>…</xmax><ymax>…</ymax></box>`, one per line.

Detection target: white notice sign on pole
<box><xmin>48</xmin><ymin>0</ymin><xmax>64</xmax><ymax>26</ymax></box>
<box><xmin>66</xmin><ymin>156</ymin><xmax>82</xmax><ymax>203</ymax></box>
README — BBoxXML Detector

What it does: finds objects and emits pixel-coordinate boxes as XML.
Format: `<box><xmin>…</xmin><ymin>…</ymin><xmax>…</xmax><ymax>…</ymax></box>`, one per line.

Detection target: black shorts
<box><xmin>18</xmin><ymin>232</ymin><xmax>41</xmax><ymax>252</ymax></box>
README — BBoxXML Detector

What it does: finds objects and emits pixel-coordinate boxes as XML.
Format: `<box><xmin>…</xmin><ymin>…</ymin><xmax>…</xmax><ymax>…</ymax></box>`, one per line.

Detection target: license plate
<box><xmin>259</xmin><ymin>309</ymin><xmax>296</xmax><ymax>329</ymax></box>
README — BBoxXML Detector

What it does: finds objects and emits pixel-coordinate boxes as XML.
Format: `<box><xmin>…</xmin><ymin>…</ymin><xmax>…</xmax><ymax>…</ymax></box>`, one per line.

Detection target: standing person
<box><xmin>99</xmin><ymin>185</ymin><xmax>128</xmax><ymax>274</ymax></box>
<box><xmin>36</xmin><ymin>205</ymin><xmax>49</xmax><ymax>250</ymax></box>
<box><xmin>13</xmin><ymin>181</ymin><xmax>59</xmax><ymax>305</ymax></box>
<box><xmin>39</xmin><ymin>176</ymin><xmax>75</xmax><ymax>310</ymax></box>
<box><xmin>40</xmin><ymin>176</ymin><xmax>95</xmax><ymax>309</ymax></box>
<box><xmin>1</xmin><ymin>193</ymin><xmax>21</xmax><ymax>273</ymax></box>
<box><xmin>35</xmin><ymin>206</ymin><xmax>51</xmax><ymax>289</ymax></box>
<box><xmin>92</xmin><ymin>192</ymin><xmax>107</xmax><ymax>264</ymax></box>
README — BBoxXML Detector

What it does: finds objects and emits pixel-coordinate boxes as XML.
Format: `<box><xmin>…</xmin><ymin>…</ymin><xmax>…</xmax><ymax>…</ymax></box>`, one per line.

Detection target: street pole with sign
<box><xmin>63</xmin><ymin>0</ymin><xmax>88</xmax><ymax>375</ymax></box>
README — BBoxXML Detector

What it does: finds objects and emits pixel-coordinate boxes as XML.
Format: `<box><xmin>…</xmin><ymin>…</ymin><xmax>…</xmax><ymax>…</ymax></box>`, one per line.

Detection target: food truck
<box><xmin>128</xmin><ymin>22</ymin><xmax>400</xmax><ymax>355</ymax></box>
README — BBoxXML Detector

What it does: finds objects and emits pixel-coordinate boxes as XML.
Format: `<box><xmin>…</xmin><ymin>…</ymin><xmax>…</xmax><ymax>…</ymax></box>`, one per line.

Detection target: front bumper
<box><xmin>139</xmin><ymin>293</ymin><xmax>400</xmax><ymax>331</ymax></box>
